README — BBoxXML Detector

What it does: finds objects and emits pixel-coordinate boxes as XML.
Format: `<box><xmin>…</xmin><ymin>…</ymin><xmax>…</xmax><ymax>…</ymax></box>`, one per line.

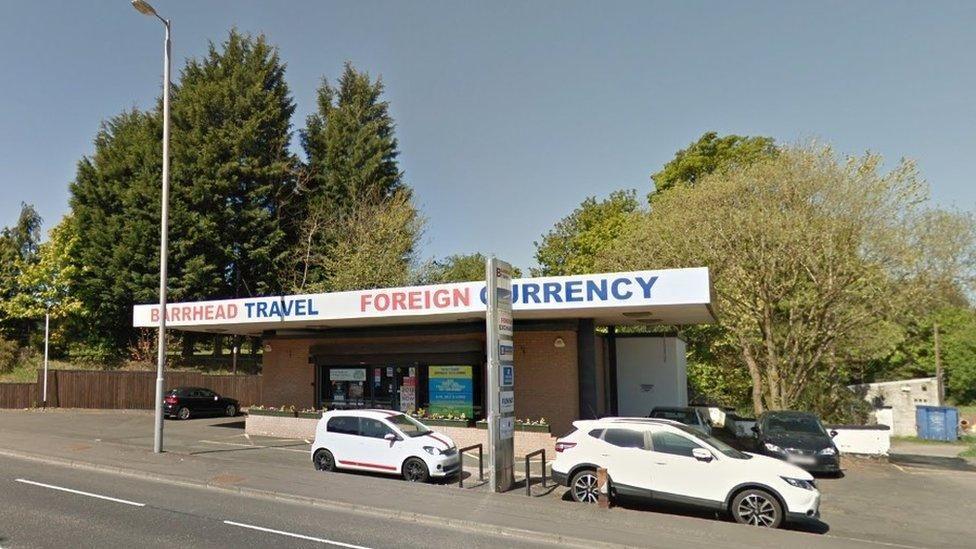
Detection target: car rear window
<box><xmin>327</xmin><ymin>416</ymin><xmax>359</xmax><ymax>435</ymax></box>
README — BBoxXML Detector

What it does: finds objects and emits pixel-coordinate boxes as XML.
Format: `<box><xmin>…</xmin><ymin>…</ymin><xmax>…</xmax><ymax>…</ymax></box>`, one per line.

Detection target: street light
<box><xmin>131</xmin><ymin>0</ymin><xmax>171</xmax><ymax>454</ymax></box>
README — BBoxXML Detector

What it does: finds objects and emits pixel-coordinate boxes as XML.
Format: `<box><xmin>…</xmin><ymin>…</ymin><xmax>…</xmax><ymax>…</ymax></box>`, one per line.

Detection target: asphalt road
<box><xmin>0</xmin><ymin>454</ymin><xmax>546</xmax><ymax>549</ymax></box>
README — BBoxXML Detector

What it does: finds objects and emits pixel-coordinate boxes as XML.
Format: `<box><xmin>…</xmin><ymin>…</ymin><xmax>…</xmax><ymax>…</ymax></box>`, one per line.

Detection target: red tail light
<box><xmin>164</xmin><ymin>395</ymin><xmax>178</xmax><ymax>404</ymax></box>
<box><xmin>555</xmin><ymin>441</ymin><xmax>576</xmax><ymax>453</ymax></box>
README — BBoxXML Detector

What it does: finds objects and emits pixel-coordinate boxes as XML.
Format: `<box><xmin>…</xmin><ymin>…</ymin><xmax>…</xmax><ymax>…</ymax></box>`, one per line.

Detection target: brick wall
<box><xmin>262</xmin><ymin>327</ymin><xmax>583</xmax><ymax>435</ymax></box>
<box><xmin>262</xmin><ymin>338</ymin><xmax>316</xmax><ymax>409</ymax></box>
<box><xmin>512</xmin><ymin>330</ymin><xmax>579</xmax><ymax>436</ymax></box>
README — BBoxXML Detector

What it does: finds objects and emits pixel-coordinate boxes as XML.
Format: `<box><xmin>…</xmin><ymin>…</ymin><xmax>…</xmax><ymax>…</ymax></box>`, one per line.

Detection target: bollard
<box><xmin>597</xmin><ymin>467</ymin><xmax>610</xmax><ymax>509</ymax></box>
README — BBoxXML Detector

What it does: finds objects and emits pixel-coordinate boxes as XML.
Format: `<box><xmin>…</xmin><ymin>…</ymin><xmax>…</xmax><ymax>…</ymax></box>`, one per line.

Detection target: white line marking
<box><xmin>198</xmin><ymin>440</ymin><xmax>308</xmax><ymax>453</ymax></box>
<box><xmin>15</xmin><ymin>478</ymin><xmax>145</xmax><ymax>507</ymax></box>
<box><xmin>223</xmin><ymin>520</ymin><xmax>373</xmax><ymax>548</ymax></box>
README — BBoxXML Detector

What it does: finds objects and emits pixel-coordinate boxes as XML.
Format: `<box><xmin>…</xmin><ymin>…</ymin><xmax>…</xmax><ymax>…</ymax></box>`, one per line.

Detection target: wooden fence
<box><xmin>0</xmin><ymin>370</ymin><xmax>261</xmax><ymax>409</ymax></box>
<box><xmin>0</xmin><ymin>382</ymin><xmax>37</xmax><ymax>409</ymax></box>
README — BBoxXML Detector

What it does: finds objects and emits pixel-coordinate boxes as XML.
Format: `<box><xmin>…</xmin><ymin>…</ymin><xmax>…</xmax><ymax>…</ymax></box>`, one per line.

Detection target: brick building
<box><xmin>134</xmin><ymin>267</ymin><xmax>715</xmax><ymax>434</ymax></box>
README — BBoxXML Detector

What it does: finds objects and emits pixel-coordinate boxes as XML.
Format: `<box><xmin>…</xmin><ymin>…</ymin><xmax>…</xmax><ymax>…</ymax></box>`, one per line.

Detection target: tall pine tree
<box><xmin>171</xmin><ymin>30</ymin><xmax>298</xmax><ymax>300</ymax></box>
<box><xmin>301</xmin><ymin>62</ymin><xmax>404</xmax><ymax>210</ymax></box>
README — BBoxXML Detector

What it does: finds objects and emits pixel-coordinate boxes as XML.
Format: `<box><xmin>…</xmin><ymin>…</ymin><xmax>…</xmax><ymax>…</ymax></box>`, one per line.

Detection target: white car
<box><xmin>551</xmin><ymin>418</ymin><xmax>821</xmax><ymax>528</ymax></box>
<box><xmin>311</xmin><ymin>410</ymin><xmax>460</xmax><ymax>483</ymax></box>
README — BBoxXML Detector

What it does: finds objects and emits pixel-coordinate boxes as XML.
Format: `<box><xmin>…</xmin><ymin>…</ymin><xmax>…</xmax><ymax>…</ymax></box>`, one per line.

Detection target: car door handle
<box><xmin>600</xmin><ymin>453</ymin><xmax>609</xmax><ymax>457</ymax></box>
<box><xmin>654</xmin><ymin>462</ymin><xmax>667</xmax><ymax>465</ymax></box>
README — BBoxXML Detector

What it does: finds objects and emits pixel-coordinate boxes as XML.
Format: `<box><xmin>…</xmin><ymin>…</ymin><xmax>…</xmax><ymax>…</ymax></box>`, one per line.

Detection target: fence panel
<box><xmin>0</xmin><ymin>383</ymin><xmax>37</xmax><ymax>408</ymax></box>
<box><xmin>23</xmin><ymin>370</ymin><xmax>263</xmax><ymax>410</ymax></box>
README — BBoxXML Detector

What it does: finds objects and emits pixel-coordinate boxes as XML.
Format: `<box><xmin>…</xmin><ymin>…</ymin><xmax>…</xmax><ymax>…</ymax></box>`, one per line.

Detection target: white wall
<box><xmin>615</xmin><ymin>337</ymin><xmax>687</xmax><ymax>416</ymax></box>
<box><xmin>830</xmin><ymin>427</ymin><xmax>891</xmax><ymax>456</ymax></box>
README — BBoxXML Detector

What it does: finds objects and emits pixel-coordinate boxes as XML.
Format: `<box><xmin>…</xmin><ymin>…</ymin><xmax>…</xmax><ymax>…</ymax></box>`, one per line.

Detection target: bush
<box><xmin>0</xmin><ymin>338</ymin><xmax>19</xmax><ymax>374</ymax></box>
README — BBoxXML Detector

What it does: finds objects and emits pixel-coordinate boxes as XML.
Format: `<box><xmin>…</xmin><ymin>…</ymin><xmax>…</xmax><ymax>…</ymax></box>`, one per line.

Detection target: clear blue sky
<box><xmin>1</xmin><ymin>1</ymin><xmax>974</xmax><ymax>270</ymax></box>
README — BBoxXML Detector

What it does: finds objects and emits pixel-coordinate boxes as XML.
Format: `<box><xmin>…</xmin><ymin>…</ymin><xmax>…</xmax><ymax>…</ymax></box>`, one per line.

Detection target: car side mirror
<box><xmin>692</xmin><ymin>448</ymin><xmax>714</xmax><ymax>462</ymax></box>
<box><xmin>830</xmin><ymin>430</ymin><xmax>838</xmax><ymax>438</ymax></box>
<box><xmin>384</xmin><ymin>433</ymin><xmax>398</xmax><ymax>445</ymax></box>
<box><xmin>751</xmin><ymin>425</ymin><xmax>760</xmax><ymax>435</ymax></box>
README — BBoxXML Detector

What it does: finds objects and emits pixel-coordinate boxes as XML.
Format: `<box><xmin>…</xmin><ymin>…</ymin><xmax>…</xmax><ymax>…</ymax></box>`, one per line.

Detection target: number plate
<box><xmin>788</xmin><ymin>455</ymin><xmax>817</xmax><ymax>465</ymax></box>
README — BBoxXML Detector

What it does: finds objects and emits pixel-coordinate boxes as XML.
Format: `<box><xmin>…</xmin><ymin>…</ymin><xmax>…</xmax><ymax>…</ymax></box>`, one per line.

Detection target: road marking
<box><xmin>197</xmin><ymin>440</ymin><xmax>308</xmax><ymax>453</ymax></box>
<box><xmin>222</xmin><ymin>520</ymin><xmax>373</xmax><ymax>548</ymax></box>
<box><xmin>824</xmin><ymin>534</ymin><xmax>928</xmax><ymax>549</ymax></box>
<box><xmin>15</xmin><ymin>478</ymin><xmax>145</xmax><ymax>507</ymax></box>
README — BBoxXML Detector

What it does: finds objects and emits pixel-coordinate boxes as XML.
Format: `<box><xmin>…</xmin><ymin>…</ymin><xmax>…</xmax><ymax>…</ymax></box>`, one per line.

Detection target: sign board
<box><xmin>499</xmin><ymin>416</ymin><xmax>515</xmax><ymax>439</ymax></box>
<box><xmin>329</xmin><ymin>368</ymin><xmax>366</xmax><ymax>382</ymax></box>
<box><xmin>486</xmin><ymin>256</ymin><xmax>515</xmax><ymax>493</ymax></box>
<box><xmin>500</xmin><ymin>390</ymin><xmax>515</xmax><ymax>413</ymax></box>
<box><xmin>428</xmin><ymin>366</ymin><xmax>473</xmax><ymax>417</ymax></box>
<box><xmin>399</xmin><ymin>376</ymin><xmax>416</xmax><ymax>413</ymax></box>
<box><xmin>133</xmin><ymin>268</ymin><xmax>713</xmax><ymax>328</ymax></box>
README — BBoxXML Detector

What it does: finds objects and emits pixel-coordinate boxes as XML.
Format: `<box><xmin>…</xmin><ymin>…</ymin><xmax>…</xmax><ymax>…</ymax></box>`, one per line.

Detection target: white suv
<box><xmin>551</xmin><ymin>418</ymin><xmax>820</xmax><ymax>528</ymax></box>
<box><xmin>311</xmin><ymin>410</ymin><xmax>460</xmax><ymax>483</ymax></box>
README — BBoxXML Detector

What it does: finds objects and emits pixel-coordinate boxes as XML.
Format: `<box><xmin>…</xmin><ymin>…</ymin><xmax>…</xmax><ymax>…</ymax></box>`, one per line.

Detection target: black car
<box><xmin>164</xmin><ymin>387</ymin><xmax>239</xmax><ymax>420</ymax></box>
<box><xmin>751</xmin><ymin>411</ymin><xmax>840</xmax><ymax>474</ymax></box>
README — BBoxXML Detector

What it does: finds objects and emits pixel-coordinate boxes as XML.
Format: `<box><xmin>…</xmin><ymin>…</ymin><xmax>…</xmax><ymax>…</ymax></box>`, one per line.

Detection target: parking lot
<box><xmin>1</xmin><ymin>409</ymin><xmax>973</xmax><ymax>548</ymax></box>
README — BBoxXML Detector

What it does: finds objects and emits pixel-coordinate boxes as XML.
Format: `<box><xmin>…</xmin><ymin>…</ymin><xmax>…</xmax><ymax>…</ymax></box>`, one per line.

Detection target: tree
<box><xmin>291</xmin><ymin>62</ymin><xmax>411</xmax><ymax>292</ymax></box>
<box><xmin>292</xmin><ymin>190</ymin><xmax>423</xmax><ymax>292</ymax></box>
<box><xmin>170</xmin><ymin>29</ymin><xmax>298</xmax><ymax>300</ymax></box>
<box><xmin>418</xmin><ymin>253</ymin><xmax>523</xmax><ymax>284</ymax></box>
<box><xmin>533</xmin><ymin>190</ymin><xmax>640</xmax><ymax>276</ymax></box>
<box><xmin>3</xmin><ymin>216</ymin><xmax>84</xmax><ymax>354</ymax></box>
<box><xmin>599</xmin><ymin>145</ymin><xmax>975</xmax><ymax>415</ymax></box>
<box><xmin>0</xmin><ymin>203</ymin><xmax>44</xmax><ymax>342</ymax></box>
<box><xmin>301</xmin><ymin>62</ymin><xmax>404</xmax><ymax>210</ymax></box>
<box><xmin>69</xmin><ymin>109</ymin><xmax>162</xmax><ymax>356</ymax></box>
<box><xmin>650</xmin><ymin>132</ymin><xmax>776</xmax><ymax>199</ymax></box>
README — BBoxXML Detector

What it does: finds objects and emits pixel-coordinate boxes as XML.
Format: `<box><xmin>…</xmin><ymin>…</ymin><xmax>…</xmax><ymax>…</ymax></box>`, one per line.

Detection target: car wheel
<box><xmin>225</xmin><ymin>404</ymin><xmax>237</xmax><ymax>417</ymax></box>
<box><xmin>177</xmin><ymin>407</ymin><xmax>190</xmax><ymax>420</ymax></box>
<box><xmin>313</xmin><ymin>449</ymin><xmax>336</xmax><ymax>472</ymax></box>
<box><xmin>569</xmin><ymin>469</ymin><xmax>600</xmax><ymax>503</ymax></box>
<box><xmin>731</xmin><ymin>489</ymin><xmax>783</xmax><ymax>528</ymax></box>
<box><xmin>402</xmin><ymin>457</ymin><xmax>430</xmax><ymax>483</ymax></box>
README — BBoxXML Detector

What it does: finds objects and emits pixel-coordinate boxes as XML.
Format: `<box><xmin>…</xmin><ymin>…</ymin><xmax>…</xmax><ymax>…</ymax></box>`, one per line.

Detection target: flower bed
<box><xmin>475</xmin><ymin>419</ymin><xmax>551</xmax><ymax>434</ymax></box>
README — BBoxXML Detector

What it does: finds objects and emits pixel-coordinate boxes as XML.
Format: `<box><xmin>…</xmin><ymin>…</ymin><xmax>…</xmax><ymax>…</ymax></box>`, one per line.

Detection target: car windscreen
<box><xmin>650</xmin><ymin>410</ymin><xmax>698</xmax><ymax>425</ymax></box>
<box><xmin>674</xmin><ymin>424</ymin><xmax>750</xmax><ymax>459</ymax></box>
<box><xmin>764</xmin><ymin>415</ymin><xmax>824</xmax><ymax>435</ymax></box>
<box><xmin>388</xmin><ymin>414</ymin><xmax>432</xmax><ymax>437</ymax></box>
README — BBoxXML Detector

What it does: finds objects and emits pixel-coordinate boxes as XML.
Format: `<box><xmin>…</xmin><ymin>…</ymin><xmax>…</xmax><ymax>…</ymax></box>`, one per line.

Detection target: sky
<box><xmin>1</xmin><ymin>1</ymin><xmax>974</xmax><ymax>271</ymax></box>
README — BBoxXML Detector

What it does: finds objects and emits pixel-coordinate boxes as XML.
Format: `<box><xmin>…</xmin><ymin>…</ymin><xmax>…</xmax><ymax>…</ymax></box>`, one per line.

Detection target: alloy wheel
<box><xmin>736</xmin><ymin>494</ymin><xmax>777</xmax><ymax>527</ymax></box>
<box><xmin>404</xmin><ymin>460</ymin><xmax>426</xmax><ymax>482</ymax></box>
<box><xmin>573</xmin><ymin>472</ymin><xmax>599</xmax><ymax>503</ymax></box>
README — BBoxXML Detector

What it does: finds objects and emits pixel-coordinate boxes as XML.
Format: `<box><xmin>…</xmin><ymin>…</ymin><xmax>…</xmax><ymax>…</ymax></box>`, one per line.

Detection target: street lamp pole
<box><xmin>132</xmin><ymin>0</ymin><xmax>171</xmax><ymax>454</ymax></box>
<box><xmin>42</xmin><ymin>306</ymin><xmax>50</xmax><ymax>406</ymax></box>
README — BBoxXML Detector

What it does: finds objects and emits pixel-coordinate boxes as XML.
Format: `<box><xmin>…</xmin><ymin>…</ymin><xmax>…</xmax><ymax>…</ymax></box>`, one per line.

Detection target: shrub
<box><xmin>0</xmin><ymin>338</ymin><xmax>19</xmax><ymax>374</ymax></box>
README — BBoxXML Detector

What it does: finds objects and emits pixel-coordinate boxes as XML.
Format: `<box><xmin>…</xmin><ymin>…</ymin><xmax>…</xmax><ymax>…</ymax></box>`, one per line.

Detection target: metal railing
<box><xmin>458</xmin><ymin>443</ymin><xmax>484</xmax><ymax>488</ymax></box>
<box><xmin>524</xmin><ymin>448</ymin><xmax>547</xmax><ymax>496</ymax></box>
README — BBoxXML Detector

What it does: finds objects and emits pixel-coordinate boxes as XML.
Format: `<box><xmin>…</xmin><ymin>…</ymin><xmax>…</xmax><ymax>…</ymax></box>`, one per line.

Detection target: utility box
<box><xmin>915</xmin><ymin>406</ymin><xmax>959</xmax><ymax>442</ymax></box>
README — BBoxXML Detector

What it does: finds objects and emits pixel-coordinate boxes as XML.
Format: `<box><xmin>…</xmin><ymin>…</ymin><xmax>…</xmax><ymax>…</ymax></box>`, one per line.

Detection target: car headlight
<box><xmin>423</xmin><ymin>446</ymin><xmax>442</xmax><ymax>456</ymax></box>
<box><xmin>819</xmin><ymin>447</ymin><xmax>837</xmax><ymax>456</ymax></box>
<box><xmin>764</xmin><ymin>442</ymin><xmax>785</xmax><ymax>454</ymax></box>
<box><xmin>781</xmin><ymin>476</ymin><xmax>816</xmax><ymax>491</ymax></box>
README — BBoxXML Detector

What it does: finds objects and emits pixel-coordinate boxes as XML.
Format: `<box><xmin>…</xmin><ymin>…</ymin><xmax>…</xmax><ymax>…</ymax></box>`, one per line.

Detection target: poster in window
<box><xmin>400</xmin><ymin>376</ymin><xmax>416</xmax><ymax>413</ymax></box>
<box><xmin>428</xmin><ymin>366</ymin><xmax>473</xmax><ymax>417</ymax></box>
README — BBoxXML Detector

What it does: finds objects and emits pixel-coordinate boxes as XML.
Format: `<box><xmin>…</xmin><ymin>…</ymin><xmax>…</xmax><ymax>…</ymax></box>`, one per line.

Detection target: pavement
<box><xmin>1</xmin><ymin>409</ymin><xmax>974</xmax><ymax>548</ymax></box>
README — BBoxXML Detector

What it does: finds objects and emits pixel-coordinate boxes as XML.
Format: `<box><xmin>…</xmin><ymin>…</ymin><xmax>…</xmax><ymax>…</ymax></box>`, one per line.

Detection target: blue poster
<box><xmin>428</xmin><ymin>366</ymin><xmax>473</xmax><ymax>417</ymax></box>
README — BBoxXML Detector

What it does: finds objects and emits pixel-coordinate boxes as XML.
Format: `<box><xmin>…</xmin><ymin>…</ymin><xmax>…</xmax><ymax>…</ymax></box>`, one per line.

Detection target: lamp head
<box><xmin>131</xmin><ymin>0</ymin><xmax>158</xmax><ymax>17</ymax></box>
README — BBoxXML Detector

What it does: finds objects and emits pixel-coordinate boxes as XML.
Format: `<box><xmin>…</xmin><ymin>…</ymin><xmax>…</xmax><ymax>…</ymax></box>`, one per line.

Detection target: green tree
<box><xmin>292</xmin><ymin>190</ymin><xmax>423</xmax><ymax>292</ymax></box>
<box><xmin>599</xmin><ymin>145</ymin><xmax>975</xmax><ymax>415</ymax></box>
<box><xmin>418</xmin><ymin>253</ymin><xmax>522</xmax><ymax>284</ymax></box>
<box><xmin>170</xmin><ymin>29</ymin><xmax>298</xmax><ymax>300</ymax></box>
<box><xmin>0</xmin><ymin>203</ymin><xmax>44</xmax><ymax>342</ymax></box>
<box><xmin>650</xmin><ymin>132</ymin><xmax>776</xmax><ymax>199</ymax></box>
<box><xmin>301</xmin><ymin>62</ymin><xmax>404</xmax><ymax>209</ymax></box>
<box><xmin>533</xmin><ymin>190</ymin><xmax>640</xmax><ymax>276</ymax></box>
<box><xmin>69</xmin><ymin>109</ymin><xmax>162</xmax><ymax>356</ymax></box>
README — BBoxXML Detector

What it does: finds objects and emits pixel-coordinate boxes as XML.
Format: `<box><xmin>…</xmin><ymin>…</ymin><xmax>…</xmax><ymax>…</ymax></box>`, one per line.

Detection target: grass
<box><xmin>0</xmin><ymin>354</ymin><xmax>250</xmax><ymax>383</ymax></box>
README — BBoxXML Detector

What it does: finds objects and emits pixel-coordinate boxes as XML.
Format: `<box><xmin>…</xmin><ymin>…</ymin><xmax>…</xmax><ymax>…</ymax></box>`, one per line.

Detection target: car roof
<box><xmin>322</xmin><ymin>409</ymin><xmax>405</xmax><ymax>421</ymax></box>
<box><xmin>761</xmin><ymin>410</ymin><xmax>819</xmax><ymax>418</ymax></box>
<box><xmin>573</xmin><ymin>417</ymin><xmax>685</xmax><ymax>429</ymax></box>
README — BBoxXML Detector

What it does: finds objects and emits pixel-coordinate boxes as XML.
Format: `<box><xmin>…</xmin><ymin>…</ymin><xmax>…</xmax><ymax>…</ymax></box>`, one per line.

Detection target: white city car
<box><xmin>311</xmin><ymin>410</ymin><xmax>460</xmax><ymax>483</ymax></box>
<box><xmin>551</xmin><ymin>418</ymin><xmax>821</xmax><ymax>528</ymax></box>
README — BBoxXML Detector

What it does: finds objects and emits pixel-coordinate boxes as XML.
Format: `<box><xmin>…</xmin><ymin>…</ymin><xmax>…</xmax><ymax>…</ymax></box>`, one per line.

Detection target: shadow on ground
<box><xmin>889</xmin><ymin>453</ymin><xmax>976</xmax><ymax>472</ymax></box>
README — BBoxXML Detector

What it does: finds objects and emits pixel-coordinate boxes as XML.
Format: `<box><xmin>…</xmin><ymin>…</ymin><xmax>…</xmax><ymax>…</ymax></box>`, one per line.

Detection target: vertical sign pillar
<box><xmin>486</xmin><ymin>256</ymin><xmax>515</xmax><ymax>492</ymax></box>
